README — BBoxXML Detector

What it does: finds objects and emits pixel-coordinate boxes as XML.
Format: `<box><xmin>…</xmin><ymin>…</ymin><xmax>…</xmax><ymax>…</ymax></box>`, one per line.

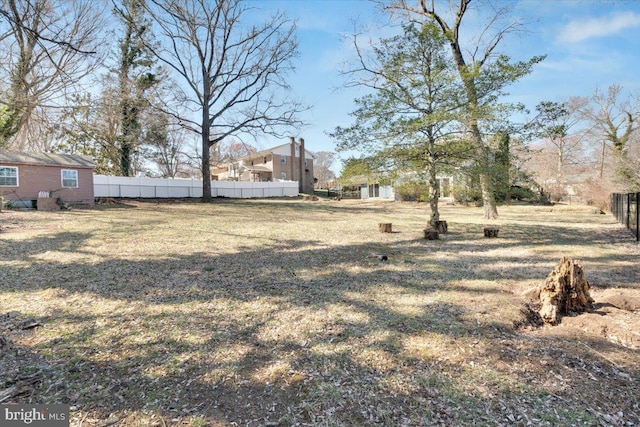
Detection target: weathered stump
<box><xmin>538</xmin><ymin>257</ymin><xmax>594</xmax><ymax>325</ymax></box>
<box><xmin>379</xmin><ymin>223</ymin><xmax>392</xmax><ymax>233</ymax></box>
<box><xmin>303</xmin><ymin>195</ymin><xmax>318</xmax><ymax>201</ymax></box>
<box><xmin>423</xmin><ymin>227</ymin><xmax>439</xmax><ymax>240</ymax></box>
<box><xmin>484</xmin><ymin>226</ymin><xmax>499</xmax><ymax>237</ymax></box>
<box><xmin>37</xmin><ymin>197</ymin><xmax>60</xmax><ymax>211</ymax></box>
<box><xmin>429</xmin><ymin>220</ymin><xmax>448</xmax><ymax>233</ymax></box>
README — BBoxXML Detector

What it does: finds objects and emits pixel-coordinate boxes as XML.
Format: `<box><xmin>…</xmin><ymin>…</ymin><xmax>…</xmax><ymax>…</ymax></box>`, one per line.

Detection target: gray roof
<box><xmin>246</xmin><ymin>142</ymin><xmax>315</xmax><ymax>160</ymax></box>
<box><xmin>0</xmin><ymin>149</ymin><xmax>95</xmax><ymax>168</ymax></box>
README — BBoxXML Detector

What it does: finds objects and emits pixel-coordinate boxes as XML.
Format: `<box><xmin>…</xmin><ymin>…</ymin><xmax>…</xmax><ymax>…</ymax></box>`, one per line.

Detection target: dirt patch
<box><xmin>597</xmin><ymin>288</ymin><xmax>640</xmax><ymax>311</ymax></box>
<box><xmin>517</xmin><ymin>286</ymin><xmax>640</xmax><ymax>351</ymax></box>
<box><xmin>558</xmin><ymin>288</ymin><xmax>640</xmax><ymax>350</ymax></box>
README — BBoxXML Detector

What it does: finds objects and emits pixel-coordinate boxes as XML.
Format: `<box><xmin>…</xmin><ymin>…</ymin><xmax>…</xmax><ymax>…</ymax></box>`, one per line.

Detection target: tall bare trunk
<box><xmin>469</xmin><ymin>121</ymin><xmax>498</xmax><ymax>219</ymax></box>
<box><xmin>202</xmin><ymin>76</ymin><xmax>212</xmax><ymax>201</ymax></box>
<box><xmin>599</xmin><ymin>141</ymin><xmax>606</xmax><ymax>180</ymax></box>
<box><xmin>452</xmin><ymin>52</ymin><xmax>498</xmax><ymax>219</ymax></box>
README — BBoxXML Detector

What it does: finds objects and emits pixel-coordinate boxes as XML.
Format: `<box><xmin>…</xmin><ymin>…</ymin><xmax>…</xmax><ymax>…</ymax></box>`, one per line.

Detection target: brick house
<box><xmin>211</xmin><ymin>137</ymin><xmax>315</xmax><ymax>194</ymax></box>
<box><xmin>0</xmin><ymin>150</ymin><xmax>95</xmax><ymax>207</ymax></box>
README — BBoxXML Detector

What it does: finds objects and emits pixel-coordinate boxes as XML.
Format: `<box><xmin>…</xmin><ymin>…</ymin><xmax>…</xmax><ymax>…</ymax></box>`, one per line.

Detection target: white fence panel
<box><xmin>94</xmin><ymin>175</ymin><xmax>297</xmax><ymax>199</ymax></box>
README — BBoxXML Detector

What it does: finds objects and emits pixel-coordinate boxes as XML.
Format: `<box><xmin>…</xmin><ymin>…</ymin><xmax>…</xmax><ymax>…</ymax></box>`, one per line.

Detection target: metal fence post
<box><xmin>636</xmin><ymin>192</ymin><xmax>640</xmax><ymax>242</ymax></box>
<box><xmin>611</xmin><ymin>193</ymin><xmax>614</xmax><ymax>218</ymax></box>
<box><xmin>627</xmin><ymin>193</ymin><xmax>631</xmax><ymax>229</ymax></box>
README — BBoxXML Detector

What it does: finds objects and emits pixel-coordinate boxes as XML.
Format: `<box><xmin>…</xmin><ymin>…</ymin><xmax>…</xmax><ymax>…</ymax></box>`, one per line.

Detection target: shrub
<box><xmin>451</xmin><ymin>180</ymin><xmax>481</xmax><ymax>205</ymax></box>
<box><xmin>509</xmin><ymin>186</ymin><xmax>537</xmax><ymax>201</ymax></box>
<box><xmin>540</xmin><ymin>183</ymin><xmax>568</xmax><ymax>203</ymax></box>
<box><xmin>578</xmin><ymin>179</ymin><xmax>613</xmax><ymax>210</ymax></box>
<box><xmin>395</xmin><ymin>181</ymin><xmax>430</xmax><ymax>202</ymax></box>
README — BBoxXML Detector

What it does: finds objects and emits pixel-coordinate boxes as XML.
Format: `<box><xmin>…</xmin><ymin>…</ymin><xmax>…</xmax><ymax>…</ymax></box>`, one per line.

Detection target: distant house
<box><xmin>211</xmin><ymin>137</ymin><xmax>315</xmax><ymax>194</ymax></box>
<box><xmin>357</xmin><ymin>175</ymin><xmax>453</xmax><ymax>200</ymax></box>
<box><xmin>360</xmin><ymin>183</ymin><xmax>395</xmax><ymax>199</ymax></box>
<box><xmin>0</xmin><ymin>150</ymin><xmax>95</xmax><ymax>207</ymax></box>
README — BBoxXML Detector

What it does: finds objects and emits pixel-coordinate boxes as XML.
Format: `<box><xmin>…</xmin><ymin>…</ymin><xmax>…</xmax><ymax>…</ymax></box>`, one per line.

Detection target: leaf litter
<box><xmin>0</xmin><ymin>199</ymin><xmax>639</xmax><ymax>426</ymax></box>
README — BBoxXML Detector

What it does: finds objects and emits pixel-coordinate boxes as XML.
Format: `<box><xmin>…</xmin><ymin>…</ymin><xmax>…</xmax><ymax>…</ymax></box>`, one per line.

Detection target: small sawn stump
<box><xmin>484</xmin><ymin>226</ymin><xmax>499</xmax><ymax>238</ymax></box>
<box><xmin>423</xmin><ymin>227</ymin><xmax>439</xmax><ymax>240</ymax></box>
<box><xmin>379</xmin><ymin>223</ymin><xmax>392</xmax><ymax>233</ymax></box>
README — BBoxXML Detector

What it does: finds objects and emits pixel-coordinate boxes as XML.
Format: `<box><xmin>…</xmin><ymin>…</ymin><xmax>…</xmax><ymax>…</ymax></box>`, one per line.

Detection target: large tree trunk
<box><xmin>428</xmin><ymin>148</ymin><xmax>439</xmax><ymax>223</ymax></box>
<box><xmin>472</xmin><ymin>126</ymin><xmax>498</xmax><ymax>219</ymax></box>
<box><xmin>120</xmin><ymin>140</ymin><xmax>131</xmax><ymax>176</ymax></box>
<box><xmin>201</xmin><ymin>131</ymin><xmax>212</xmax><ymax>202</ymax></box>
<box><xmin>538</xmin><ymin>257</ymin><xmax>594</xmax><ymax>325</ymax></box>
<box><xmin>462</xmin><ymin>77</ymin><xmax>498</xmax><ymax>220</ymax></box>
<box><xmin>201</xmin><ymin>76</ymin><xmax>212</xmax><ymax>202</ymax></box>
<box><xmin>480</xmin><ymin>172</ymin><xmax>498</xmax><ymax>220</ymax></box>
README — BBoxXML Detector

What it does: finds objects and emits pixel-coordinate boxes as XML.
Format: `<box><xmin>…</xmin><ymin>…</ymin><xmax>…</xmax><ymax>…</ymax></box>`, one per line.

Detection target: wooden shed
<box><xmin>0</xmin><ymin>150</ymin><xmax>95</xmax><ymax>207</ymax></box>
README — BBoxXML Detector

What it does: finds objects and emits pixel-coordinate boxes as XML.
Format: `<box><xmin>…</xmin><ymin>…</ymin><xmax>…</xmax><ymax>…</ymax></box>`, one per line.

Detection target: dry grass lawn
<box><xmin>1</xmin><ymin>198</ymin><xmax>639</xmax><ymax>426</ymax></box>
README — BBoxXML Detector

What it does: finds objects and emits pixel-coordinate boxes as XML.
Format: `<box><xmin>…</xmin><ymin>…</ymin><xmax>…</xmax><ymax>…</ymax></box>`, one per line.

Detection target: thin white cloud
<box><xmin>559</xmin><ymin>11</ymin><xmax>640</xmax><ymax>43</ymax></box>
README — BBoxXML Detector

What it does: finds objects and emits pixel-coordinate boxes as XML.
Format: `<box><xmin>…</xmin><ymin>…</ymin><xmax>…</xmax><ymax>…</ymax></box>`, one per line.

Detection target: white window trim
<box><xmin>280</xmin><ymin>172</ymin><xmax>287</xmax><ymax>180</ymax></box>
<box><xmin>280</xmin><ymin>156</ymin><xmax>286</xmax><ymax>164</ymax></box>
<box><xmin>0</xmin><ymin>165</ymin><xmax>19</xmax><ymax>187</ymax></box>
<box><xmin>61</xmin><ymin>169</ymin><xmax>79</xmax><ymax>188</ymax></box>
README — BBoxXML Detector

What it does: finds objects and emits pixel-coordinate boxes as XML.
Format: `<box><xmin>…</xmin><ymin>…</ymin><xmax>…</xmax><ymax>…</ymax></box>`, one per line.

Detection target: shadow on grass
<box><xmin>1</xmin><ymin>202</ymin><xmax>639</xmax><ymax>425</ymax></box>
<box><xmin>4</xmin><ymin>298</ymin><xmax>637</xmax><ymax>425</ymax></box>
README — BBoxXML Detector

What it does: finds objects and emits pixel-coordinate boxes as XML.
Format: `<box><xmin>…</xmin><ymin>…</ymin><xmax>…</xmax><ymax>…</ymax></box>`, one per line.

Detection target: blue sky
<box><xmin>249</xmin><ymin>0</ymin><xmax>640</xmax><ymax>172</ymax></box>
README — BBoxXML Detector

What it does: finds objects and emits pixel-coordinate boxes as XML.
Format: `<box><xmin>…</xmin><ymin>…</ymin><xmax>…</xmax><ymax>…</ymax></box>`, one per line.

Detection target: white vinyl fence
<box><xmin>94</xmin><ymin>175</ymin><xmax>299</xmax><ymax>199</ymax></box>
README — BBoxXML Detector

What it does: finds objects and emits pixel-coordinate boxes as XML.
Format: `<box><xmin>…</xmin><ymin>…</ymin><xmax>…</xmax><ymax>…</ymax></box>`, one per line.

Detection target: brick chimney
<box><xmin>298</xmin><ymin>137</ymin><xmax>305</xmax><ymax>193</ymax></box>
<box><xmin>289</xmin><ymin>136</ymin><xmax>296</xmax><ymax>182</ymax></box>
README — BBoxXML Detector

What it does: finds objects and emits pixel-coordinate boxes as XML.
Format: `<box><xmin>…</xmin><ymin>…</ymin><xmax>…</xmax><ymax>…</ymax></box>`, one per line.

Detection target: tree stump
<box><xmin>37</xmin><ymin>197</ymin><xmax>60</xmax><ymax>211</ymax></box>
<box><xmin>484</xmin><ymin>226</ymin><xmax>499</xmax><ymax>237</ymax></box>
<box><xmin>538</xmin><ymin>257</ymin><xmax>594</xmax><ymax>325</ymax></box>
<box><xmin>429</xmin><ymin>220</ymin><xmax>448</xmax><ymax>233</ymax></box>
<box><xmin>423</xmin><ymin>227</ymin><xmax>439</xmax><ymax>240</ymax></box>
<box><xmin>379</xmin><ymin>223</ymin><xmax>392</xmax><ymax>233</ymax></box>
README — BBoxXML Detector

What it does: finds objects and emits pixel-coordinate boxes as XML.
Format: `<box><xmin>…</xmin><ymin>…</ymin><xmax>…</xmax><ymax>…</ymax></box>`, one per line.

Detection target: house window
<box><xmin>280</xmin><ymin>156</ymin><xmax>286</xmax><ymax>164</ymax></box>
<box><xmin>280</xmin><ymin>172</ymin><xmax>287</xmax><ymax>180</ymax></box>
<box><xmin>61</xmin><ymin>169</ymin><xmax>79</xmax><ymax>188</ymax></box>
<box><xmin>0</xmin><ymin>166</ymin><xmax>18</xmax><ymax>186</ymax></box>
<box><xmin>263</xmin><ymin>156</ymin><xmax>267</xmax><ymax>164</ymax></box>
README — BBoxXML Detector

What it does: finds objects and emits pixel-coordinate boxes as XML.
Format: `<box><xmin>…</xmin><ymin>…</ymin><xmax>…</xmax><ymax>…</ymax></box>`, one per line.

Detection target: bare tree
<box><xmin>0</xmin><ymin>0</ymin><xmax>100</xmax><ymax>54</ymax></box>
<box><xmin>148</xmin><ymin>118</ymin><xmax>196</xmax><ymax>178</ymax></box>
<box><xmin>214</xmin><ymin>139</ymin><xmax>256</xmax><ymax>164</ymax></box>
<box><xmin>142</xmin><ymin>0</ymin><xmax>306</xmax><ymax>200</ymax></box>
<box><xmin>577</xmin><ymin>84</ymin><xmax>640</xmax><ymax>188</ymax></box>
<box><xmin>531</xmin><ymin>99</ymin><xmax>585</xmax><ymax>183</ymax></box>
<box><xmin>0</xmin><ymin>0</ymin><xmax>107</xmax><ymax>149</ymax></box>
<box><xmin>313</xmin><ymin>151</ymin><xmax>336</xmax><ymax>188</ymax></box>
<box><xmin>389</xmin><ymin>0</ymin><xmax>543</xmax><ymax>219</ymax></box>
<box><xmin>54</xmin><ymin>82</ymin><xmax>122</xmax><ymax>174</ymax></box>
